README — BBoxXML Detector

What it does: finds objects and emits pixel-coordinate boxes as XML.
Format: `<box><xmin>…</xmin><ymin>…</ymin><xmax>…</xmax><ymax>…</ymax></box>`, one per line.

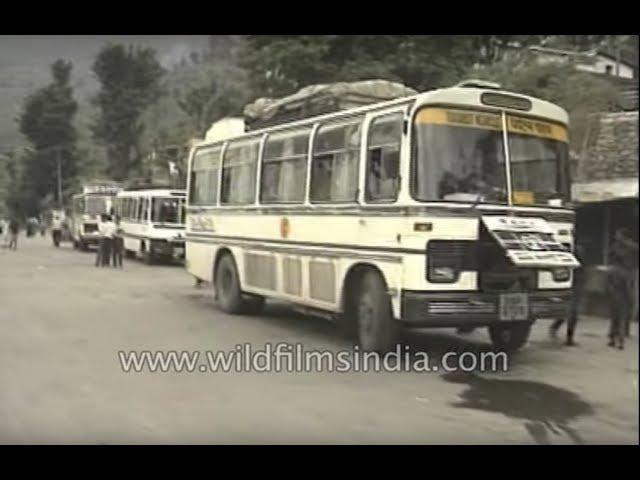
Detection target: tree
<box><xmin>176</xmin><ymin>78</ymin><xmax>250</xmax><ymax>135</ymax></box>
<box><xmin>239</xmin><ymin>36</ymin><xmax>555</xmax><ymax>100</ymax></box>
<box><xmin>18</xmin><ymin>59</ymin><xmax>79</xmax><ymax>213</ymax></box>
<box><xmin>92</xmin><ymin>43</ymin><xmax>164</xmax><ymax>181</ymax></box>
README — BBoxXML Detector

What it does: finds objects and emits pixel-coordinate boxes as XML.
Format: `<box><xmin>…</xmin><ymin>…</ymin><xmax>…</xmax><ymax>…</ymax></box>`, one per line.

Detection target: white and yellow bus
<box><xmin>114</xmin><ymin>188</ymin><xmax>186</xmax><ymax>264</ymax></box>
<box><xmin>70</xmin><ymin>182</ymin><xmax>121</xmax><ymax>250</ymax></box>
<box><xmin>184</xmin><ymin>80</ymin><xmax>579</xmax><ymax>352</ymax></box>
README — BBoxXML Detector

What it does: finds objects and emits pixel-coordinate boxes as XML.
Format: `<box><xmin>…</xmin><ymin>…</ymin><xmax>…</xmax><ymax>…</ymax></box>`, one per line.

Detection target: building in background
<box><xmin>527</xmin><ymin>46</ymin><xmax>637</xmax><ymax>79</ymax></box>
<box><xmin>572</xmin><ymin>110</ymin><xmax>639</xmax><ymax>315</ymax></box>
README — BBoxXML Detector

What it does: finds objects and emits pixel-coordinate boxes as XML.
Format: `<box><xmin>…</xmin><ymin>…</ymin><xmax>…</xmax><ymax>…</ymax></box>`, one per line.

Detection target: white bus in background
<box><xmin>114</xmin><ymin>189</ymin><xmax>186</xmax><ymax>264</ymax></box>
<box><xmin>185</xmin><ymin>80</ymin><xmax>580</xmax><ymax>353</ymax></box>
<box><xmin>70</xmin><ymin>182</ymin><xmax>121</xmax><ymax>250</ymax></box>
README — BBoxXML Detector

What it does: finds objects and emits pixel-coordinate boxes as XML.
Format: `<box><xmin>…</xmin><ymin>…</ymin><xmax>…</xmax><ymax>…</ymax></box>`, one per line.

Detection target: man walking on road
<box><xmin>8</xmin><ymin>217</ymin><xmax>20</xmax><ymax>250</ymax></box>
<box><xmin>550</xmin><ymin>243</ymin><xmax>585</xmax><ymax>346</ymax></box>
<box><xmin>112</xmin><ymin>215</ymin><xmax>124</xmax><ymax>268</ymax></box>
<box><xmin>607</xmin><ymin>228</ymin><xmax>638</xmax><ymax>350</ymax></box>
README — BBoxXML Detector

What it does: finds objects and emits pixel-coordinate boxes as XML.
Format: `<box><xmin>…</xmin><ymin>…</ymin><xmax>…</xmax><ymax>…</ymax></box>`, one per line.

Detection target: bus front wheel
<box><xmin>355</xmin><ymin>270</ymin><xmax>399</xmax><ymax>353</ymax></box>
<box><xmin>141</xmin><ymin>244</ymin><xmax>154</xmax><ymax>265</ymax></box>
<box><xmin>215</xmin><ymin>254</ymin><xmax>246</xmax><ymax>314</ymax></box>
<box><xmin>214</xmin><ymin>253</ymin><xmax>264</xmax><ymax>315</ymax></box>
<box><xmin>488</xmin><ymin>322</ymin><xmax>532</xmax><ymax>353</ymax></box>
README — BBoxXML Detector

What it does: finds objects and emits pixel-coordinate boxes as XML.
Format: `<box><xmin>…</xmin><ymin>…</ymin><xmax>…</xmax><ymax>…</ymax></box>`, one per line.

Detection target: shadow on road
<box><xmin>441</xmin><ymin>371</ymin><xmax>594</xmax><ymax>444</ymax></box>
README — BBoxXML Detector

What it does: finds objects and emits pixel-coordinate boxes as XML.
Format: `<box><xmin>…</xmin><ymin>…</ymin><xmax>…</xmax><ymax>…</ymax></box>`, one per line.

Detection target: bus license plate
<box><xmin>499</xmin><ymin>293</ymin><xmax>529</xmax><ymax>321</ymax></box>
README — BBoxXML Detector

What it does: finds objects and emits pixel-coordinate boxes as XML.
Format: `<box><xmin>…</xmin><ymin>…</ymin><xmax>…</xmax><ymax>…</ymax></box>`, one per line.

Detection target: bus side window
<box><xmin>191</xmin><ymin>146</ymin><xmax>221</xmax><ymax>206</ymax></box>
<box><xmin>221</xmin><ymin>138</ymin><xmax>260</xmax><ymax>205</ymax></box>
<box><xmin>366</xmin><ymin>112</ymin><xmax>402</xmax><ymax>202</ymax></box>
<box><xmin>260</xmin><ymin>128</ymin><xmax>310</xmax><ymax>204</ymax></box>
<box><xmin>310</xmin><ymin>116</ymin><xmax>363</xmax><ymax>203</ymax></box>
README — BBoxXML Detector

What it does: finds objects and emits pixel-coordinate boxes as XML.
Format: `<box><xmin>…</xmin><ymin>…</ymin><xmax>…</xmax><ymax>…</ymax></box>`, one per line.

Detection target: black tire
<box><xmin>215</xmin><ymin>254</ymin><xmax>245</xmax><ymax>314</ymax></box>
<box><xmin>355</xmin><ymin>270</ymin><xmax>399</xmax><ymax>353</ymax></box>
<box><xmin>141</xmin><ymin>243</ymin><xmax>154</xmax><ymax>265</ymax></box>
<box><xmin>488</xmin><ymin>322</ymin><xmax>532</xmax><ymax>352</ymax></box>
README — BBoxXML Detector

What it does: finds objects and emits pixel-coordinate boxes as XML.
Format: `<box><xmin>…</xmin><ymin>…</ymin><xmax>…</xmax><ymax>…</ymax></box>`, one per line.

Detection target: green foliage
<box><xmin>91</xmin><ymin>44</ymin><xmax>164</xmax><ymax>181</ymax></box>
<box><xmin>239</xmin><ymin>35</ymin><xmax>554</xmax><ymax>99</ymax></box>
<box><xmin>16</xmin><ymin>59</ymin><xmax>79</xmax><ymax>216</ymax></box>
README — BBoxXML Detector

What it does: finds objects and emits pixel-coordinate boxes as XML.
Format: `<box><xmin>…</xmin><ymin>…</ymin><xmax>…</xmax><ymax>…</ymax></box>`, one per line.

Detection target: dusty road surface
<box><xmin>1</xmin><ymin>234</ymin><xmax>638</xmax><ymax>444</ymax></box>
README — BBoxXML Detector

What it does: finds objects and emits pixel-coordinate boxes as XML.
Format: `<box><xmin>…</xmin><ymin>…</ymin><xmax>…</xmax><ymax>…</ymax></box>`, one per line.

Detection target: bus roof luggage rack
<box><xmin>454</xmin><ymin>79</ymin><xmax>502</xmax><ymax>90</ymax></box>
<box><xmin>123</xmin><ymin>180</ymin><xmax>175</xmax><ymax>191</ymax></box>
<box><xmin>243</xmin><ymin>80</ymin><xmax>418</xmax><ymax>131</ymax></box>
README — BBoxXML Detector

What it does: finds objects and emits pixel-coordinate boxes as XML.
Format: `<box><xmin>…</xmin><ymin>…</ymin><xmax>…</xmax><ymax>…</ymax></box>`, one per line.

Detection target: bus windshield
<box><xmin>152</xmin><ymin>197</ymin><xmax>184</xmax><ymax>224</ymax></box>
<box><xmin>85</xmin><ymin>196</ymin><xmax>109</xmax><ymax>216</ymax></box>
<box><xmin>412</xmin><ymin>107</ymin><xmax>569</xmax><ymax>206</ymax></box>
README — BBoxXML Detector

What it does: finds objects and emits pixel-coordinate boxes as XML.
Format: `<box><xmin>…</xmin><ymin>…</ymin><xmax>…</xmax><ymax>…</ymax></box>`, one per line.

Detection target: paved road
<box><xmin>1</xmin><ymin>234</ymin><xmax>638</xmax><ymax>444</ymax></box>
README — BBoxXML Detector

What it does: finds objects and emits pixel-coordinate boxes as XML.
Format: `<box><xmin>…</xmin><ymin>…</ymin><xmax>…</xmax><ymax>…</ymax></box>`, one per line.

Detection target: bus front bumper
<box><xmin>80</xmin><ymin>234</ymin><xmax>100</xmax><ymax>245</ymax></box>
<box><xmin>400</xmin><ymin>290</ymin><xmax>572</xmax><ymax>327</ymax></box>
<box><xmin>150</xmin><ymin>239</ymin><xmax>185</xmax><ymax>258</ymax></box>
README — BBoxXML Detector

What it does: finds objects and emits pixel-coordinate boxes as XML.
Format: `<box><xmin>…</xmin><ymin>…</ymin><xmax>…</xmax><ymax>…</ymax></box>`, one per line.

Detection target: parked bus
<box><xmin>70</xmin><ymin>182</ymin><xmax>121</xmax><ymax>250</ymax></box>
<box><xmin>184</xmin><ymin>80</ymin><xmax>580</xmax><ymax>353</ymax></box>
<box><xmin>113</xmin><ymin>188</ymin><xmax>186</xmax><ymax>264</ymax></box>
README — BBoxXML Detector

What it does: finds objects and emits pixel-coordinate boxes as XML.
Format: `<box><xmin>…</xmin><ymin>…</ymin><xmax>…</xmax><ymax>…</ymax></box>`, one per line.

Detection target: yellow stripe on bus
<box><xmin>415</xmin><ymin>108</ymin><xmax>568</xmax><ymax>142</ymax></box>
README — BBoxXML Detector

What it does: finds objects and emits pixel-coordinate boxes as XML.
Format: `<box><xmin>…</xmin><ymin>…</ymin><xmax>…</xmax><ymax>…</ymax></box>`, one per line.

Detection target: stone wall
<box><xmin>577</xmin><ymin>111</ymin><xmax>639</xmax><ymax>182</ymax></box>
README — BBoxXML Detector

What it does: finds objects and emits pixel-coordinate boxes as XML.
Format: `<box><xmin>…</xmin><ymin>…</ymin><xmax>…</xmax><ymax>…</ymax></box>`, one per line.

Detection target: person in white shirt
<box><xmin>96</xmin><ymin>214</ymin><xmax>116</xmax><ymax>267</ymax></box>
<box><xmin>51</xmin><ymin>210</ymin><xmax>64</xmax><ymax>247</ymax></box>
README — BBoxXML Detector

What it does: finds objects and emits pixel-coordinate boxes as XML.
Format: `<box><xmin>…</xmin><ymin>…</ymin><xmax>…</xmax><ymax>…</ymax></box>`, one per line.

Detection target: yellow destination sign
<box><xmin>415</xmin><ymin>108</ymin><xmax>568</xmax><ymax>142</ymax></box>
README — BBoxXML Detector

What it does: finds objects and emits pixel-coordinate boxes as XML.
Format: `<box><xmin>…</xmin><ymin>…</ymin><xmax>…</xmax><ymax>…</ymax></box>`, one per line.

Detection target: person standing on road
<box><xmin>95</xmin><ymin>221</ymin><xmax>104</xmax><ymax>267</ymax></box>
<box><xmin>97</xmin><ymin>214</ymin><xmax>116</xmax><ymax>267</ymax></box>
<box><xmin>8</xmin><ymin>217</ymin><xmax>20</xmax><ymax>250</ymax></box>
<box><xmin>607</xmin><ymin>228</ymin><xmax>638</xmax><ymax>350</ymax></box>
<box><xmin>0</xmin><ymin>218</ymin><xmax>7</xmax><ymax>247</ymax></box>
<box><xmin>112</xmin><ymin>214</ymin><xmax>124</xmax><ymax>268</ymax></box>
<box><xmin>51</xmin><ymin>211</ymin><xmax>64</xmax><ymax>247</ymax></box>
<box><xmin>550</xmin><ymin>243</ymin><xmax>585</xmax><ymax>346</ymax></box>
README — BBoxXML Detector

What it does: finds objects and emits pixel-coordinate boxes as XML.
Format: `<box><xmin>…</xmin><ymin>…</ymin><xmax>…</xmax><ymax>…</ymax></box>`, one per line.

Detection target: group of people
<box><xmin>0</xmin><ymin>218</ymin><xmax>21</xmax><ymax>250</ymax></box>
<box><xmin>550</xmin><ymin>227</ymin><xmax>638</xmax><ymax>351</ymax></box>
<box><xmin>95</xmin><ymin>214</ymin><xmax>124</xmax><ymax>268</ymax></box>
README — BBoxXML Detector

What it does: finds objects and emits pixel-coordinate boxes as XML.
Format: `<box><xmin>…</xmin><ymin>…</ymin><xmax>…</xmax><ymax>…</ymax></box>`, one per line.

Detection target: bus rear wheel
<box><xmin>488</xmin><ymin>322</ymin><xmax>532</xmax><ymax>352</ymax></box>
<box><xmin>215</xmin><ymin>253</ymin><xmax>264</xmax><ymax>315</ymax></box>
<box><xmin>355</xmin><ymin>270</ymin><xmax>399</xmax><ymax>353</ymax></box>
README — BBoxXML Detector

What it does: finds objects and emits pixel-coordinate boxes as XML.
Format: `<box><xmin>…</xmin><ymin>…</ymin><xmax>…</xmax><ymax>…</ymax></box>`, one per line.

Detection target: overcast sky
<box><xmin>0</xmin><ymin>35</ymin><xmax>209</xmax><ymax>70</ymax></box>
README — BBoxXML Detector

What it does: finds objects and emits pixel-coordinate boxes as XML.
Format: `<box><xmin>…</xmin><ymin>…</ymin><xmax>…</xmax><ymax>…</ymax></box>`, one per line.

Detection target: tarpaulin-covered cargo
<box><xmin>243</xmin><ymin>80</ymin><xmax>418</xmax><ymax>131</ymax></box>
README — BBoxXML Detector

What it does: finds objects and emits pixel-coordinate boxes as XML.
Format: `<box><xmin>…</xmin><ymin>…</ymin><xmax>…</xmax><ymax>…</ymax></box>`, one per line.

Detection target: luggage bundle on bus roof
<box><xmin>243</xmin><ymin>80</ymin><xmax>418</xmax><ymax>131</ymax></box>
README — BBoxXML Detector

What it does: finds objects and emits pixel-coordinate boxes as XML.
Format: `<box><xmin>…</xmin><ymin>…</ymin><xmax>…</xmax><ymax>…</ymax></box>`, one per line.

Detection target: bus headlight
<box><xmin>429</xmin><ymin>266</ymin><xmax>457</xmax><ymax>283</ymax></box>
<box><xmin>552</xmin><ymin>267</ymin><xmax>570</xmax><ymax>282</ymax></box>
<box><xmin>426</xmin><ymin>240</ymin><xmax>475</xmax><ymax>283</ymax></box>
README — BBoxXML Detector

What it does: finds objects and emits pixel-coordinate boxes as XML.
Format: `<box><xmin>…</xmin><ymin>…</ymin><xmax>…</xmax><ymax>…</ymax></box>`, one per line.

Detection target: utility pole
<box><xmin>56</xmin><ymin>145</ymin><xmax>63</xmax><ymax>209</ymax></box>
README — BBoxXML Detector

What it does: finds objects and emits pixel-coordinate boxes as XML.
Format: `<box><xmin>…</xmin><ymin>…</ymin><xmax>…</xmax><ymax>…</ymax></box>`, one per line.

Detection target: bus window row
<box><xmin>114</xmin><ymin>197</ymin><xmax>185</xmax><ymax>224</ymax></box>
<box><xmin>189</xmin><ymin>110</ymin><xmax>403</xmax><ymax>207</ymax></box>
